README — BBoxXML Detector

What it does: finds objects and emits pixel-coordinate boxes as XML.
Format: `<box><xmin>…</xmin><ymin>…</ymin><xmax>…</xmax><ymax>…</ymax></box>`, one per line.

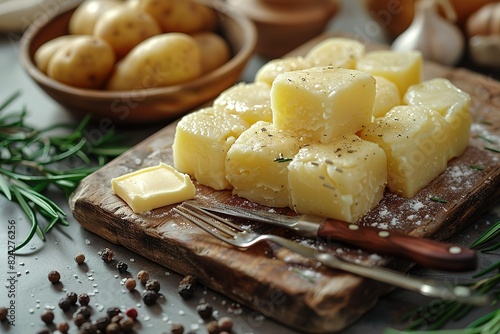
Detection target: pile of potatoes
<box><xmin>34</xmin><ymin>0</ymin><xmax>232</xmax><ymax>90</ymax></box>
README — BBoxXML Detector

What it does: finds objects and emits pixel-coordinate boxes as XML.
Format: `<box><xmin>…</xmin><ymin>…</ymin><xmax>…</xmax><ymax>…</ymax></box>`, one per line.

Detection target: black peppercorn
<box><xmin>145</xmin><ymin>279</ymin><xmax>160</xmax><ymax>293</ymax></box>
<box><xmin>142</xmin><ymin>290</ymin><xmax>158</xmax><ymax>306</ymax></box>
<box><xmin>73</xmin><ymin>313</ymin><xmax>87</xmax><ymax>328</ymax></box>
<box><xmin>66</xmin><ymin>292</ymin><xmax>78</xmax><ymax>305</ymax></box>
<box><xmin>75</xmin><ymin>306</ymin><xmax>92</xmax><ymax>319</ymax></box>
<box><xmin>196</xmin><ymin>303</ymin><xmax>213</xmax><ymax>320</ymax></box>
<box><xmin>36</xmin><ymin>329</ymin><xmax>50</xmax><ymax>334</ymax></box>
<box><xmin>94</xmin><ymin>316</ymin><xmax>110</xmax><ymax>332</ymax></box>
<box><xmin>41</xmin><ymin>310</ymin><xmax>55</xmax><ymax>324</ymax></box>
<box><xmin>99</xmin><ymin>247</ymin><xmax>114</xmax><ymax>263</ymax></box>
<box><xmin>106</xmin><ymin>307</ymin><xmax>121</xmax><ymax>319</ymax></box>
<box><xmin>78</xmin><ymin>322</ymin><xmax>97</xmax><ymax>334</ymax></box>
<box><xmin>177</xmin><ymin>275</ymin><xmax>197</xmax><ymax>299</ymax></box>
<box><xmin>48</xmin><ymin>270</ymin><xmax>60</xmax><ymax>284</ymax></box>
<box><xmin>119</xmin><ymin>317</ymin><xmax>134</xmax><ymax>332</ymax></box>
<box><xmin>111</xmin><ymin>314</ymin><xmax>123</xmax><ymax>324</ymax></box>
<box><xmin>58</xmin><ymin>298</ymin><xmax>72</xmax><ymax>311</ymax></box>
<box><xmin>78</xmin><ymin>293</ymin><xmax>90</xmax><ymax>306</ymax></box>
<box><xmin>116</xmin><ymin>261</ymin><xmax>128</xmax><ymax>273</ymax></box>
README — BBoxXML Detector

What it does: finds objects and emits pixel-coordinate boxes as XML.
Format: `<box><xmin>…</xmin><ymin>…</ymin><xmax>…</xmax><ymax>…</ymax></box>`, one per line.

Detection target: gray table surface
<box><xmin>0</xmin><ymin>1</ymin><xmax>498</xmax><ymax>333</ymax></box>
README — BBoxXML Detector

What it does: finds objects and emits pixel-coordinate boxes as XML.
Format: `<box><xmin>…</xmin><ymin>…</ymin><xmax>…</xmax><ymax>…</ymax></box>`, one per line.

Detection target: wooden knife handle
<box><xmin>317</xmin><ymin>218</ymin><xmax>477</xmax><ymax>272</ymax></box>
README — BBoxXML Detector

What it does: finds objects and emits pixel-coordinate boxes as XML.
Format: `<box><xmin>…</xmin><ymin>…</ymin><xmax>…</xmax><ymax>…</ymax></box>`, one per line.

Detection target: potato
<box><xmin>68</xmin><ymin>0</ymin><xmax>122</xmax><ymax>35</ymax></box>
<box><xmin>106</xmin><ymin>33</ymin><xmax>202</xmax><ymax>90</ymax></box>
<box><xmin>34</xmin><ymin>35</ymin><xmax>87</xmax><ymax>74</ymax></box>
<box><xmin>137</xmin><ymin>0</ymin><xmax>217</xmax><ymax>34</ymax></box>
<box><xmin>93</xmin><ymin>5</ymin><xmax>161</xmax><ymax>58</ymax></box>
<box><xmin>47</xmin><ymin>36</ymin><xmax>115</xmax><ymax>89</ymax></box>
<box><xmin>192</xmin><ymin>32</ymin><xmax>231</xmax><ymax>74</ymax></box>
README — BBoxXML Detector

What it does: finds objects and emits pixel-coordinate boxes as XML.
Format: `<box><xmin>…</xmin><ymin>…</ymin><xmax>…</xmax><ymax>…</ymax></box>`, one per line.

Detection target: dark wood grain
<box><xmin>69</xmin><ymin>39</ymin><xmax>500</xmax><ymax>333</ymax></box>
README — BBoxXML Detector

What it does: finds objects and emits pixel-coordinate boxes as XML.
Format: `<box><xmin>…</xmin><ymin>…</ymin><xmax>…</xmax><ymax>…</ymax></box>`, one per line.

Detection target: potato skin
<box><xmin>93</xmin><ymin>5</ymin><xmax>161</xmax><ymax>58</ymax></box>
<box><xmin>34</xmin><ymin>35</ymin><xmax>87</xmax><ymax>74</ymax></box>
<box><xmin>47</xmin><ymin>36</ymin><xmax>116</xmax><ymax>89</ymax></box>
<box><xmin>137</xmin><ymin>0</ymin><xmax>217</xmax><ymax>34</ymax></box>
<box><xmin>192</xmin><ymin>32</ymin><xmax>231</xmax><ymax>74</ymax></box>
<box><xmin>68</xmin><ymin>0</ymin><xmax>122</xmax><ymax>35</ymax></box>
<box><xmin>106</xmin><ymin>33</ymin><xmax>202</xmax><ymax>90</ymax></box>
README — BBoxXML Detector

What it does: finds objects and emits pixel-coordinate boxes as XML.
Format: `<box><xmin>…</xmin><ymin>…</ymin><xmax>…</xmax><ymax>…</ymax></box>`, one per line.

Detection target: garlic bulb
<box><xmin>391</xmin><ymin>0</ymin><xmax>465</xmax><ymax>66</ymax></box>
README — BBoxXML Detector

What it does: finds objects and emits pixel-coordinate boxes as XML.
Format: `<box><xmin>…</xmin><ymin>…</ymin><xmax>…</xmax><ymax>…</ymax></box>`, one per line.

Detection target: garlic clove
<box><xmin>391</xmin><ymin>0</ymin><xmax>465</xmax><ymax>66</ymax></box>
<box><xmin>468</xmin><ymin>35</ymin><xmax>500</xmax><ymax>69</ymax></box>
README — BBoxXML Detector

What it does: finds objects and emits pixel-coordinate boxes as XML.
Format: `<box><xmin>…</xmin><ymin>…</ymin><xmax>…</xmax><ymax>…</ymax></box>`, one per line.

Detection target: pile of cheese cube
<box><xmin>172</xmin><ymin>38</ymin><xmax>471</xmax><ymax>223</ymax></box>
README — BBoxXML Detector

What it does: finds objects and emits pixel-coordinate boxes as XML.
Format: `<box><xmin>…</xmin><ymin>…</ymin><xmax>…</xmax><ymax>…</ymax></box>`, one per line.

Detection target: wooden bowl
<box><xmin>19</xmin><ymin>1</ymin><xmax>256</xmax><ymax>125</ymax></box>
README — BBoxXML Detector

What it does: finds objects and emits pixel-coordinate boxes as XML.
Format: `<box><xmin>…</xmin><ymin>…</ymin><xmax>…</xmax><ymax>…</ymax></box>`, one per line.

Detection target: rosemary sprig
<box><xmin>1</xmin><ymin>92</ymin><xmax>129</xmax><ymax>251</ymax></box>
<box><xmin>385</xmin><ymin>220</ymin><xmax>500</xmax><ymax>333</ymax></box>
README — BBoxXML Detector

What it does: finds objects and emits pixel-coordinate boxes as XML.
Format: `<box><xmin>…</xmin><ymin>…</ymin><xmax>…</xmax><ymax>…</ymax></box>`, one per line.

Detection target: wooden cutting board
<box><xmin>69</xmin><ymin>39</ymin><xmax>500</xmax><ymax>333</ymax></box>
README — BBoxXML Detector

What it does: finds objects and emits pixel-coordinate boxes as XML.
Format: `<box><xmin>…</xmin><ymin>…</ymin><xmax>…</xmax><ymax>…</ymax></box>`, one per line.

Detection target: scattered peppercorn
<box><xmin>73</xmin><ymin>313</ymin><xmax>87</xmax><ymax>327</ymax></box>
<box><xmin>58</xmin><ymin>297</ymin><xmax>72</xmax><ymax>311</ymax></box>
<box><xmin>111</xmin><ymin>314</ymin><xmax>124</xmax><ymax>324</ymax></box>
<box><xmin>57</xmin><ymin>321</ymin><xmax>70</xmax><ymax>333</ymax></box>
<box><xmin>170</xmin><ymin>322</ymin><xmax>184</xmax><ymax>334</ymax></box>
<box><xmin>142</xmin><ymin>290</ymin><xmax>158</xmax><ymax>306</ymax></box>
<box><xmin>137</xmin><ymin>270</ymin><xmax>150</xmax><ymax>284</ymax></box>
<box><xmin>124</xmin><ymin>278</ymin><xmax>136</xmax><ymax>291</ymax></box>
<box><xmin>36</xmin><ymin>329</ymin><xmax>50</xmax><ymax>334</ymax></box>
<box><xmin>177</xmin><ymin>275</ymin><xmax>197</xmax><ymax>299</ymax></box>
<box><xmin>106</xmin><ymin>307</ymin><xmax>121</xmax><ymax>319</ymax></box>
<box><xmin>145</xmin><ymin>279</ymin><xmax>161</xmax><ymax>293</ymax></box>
<box><xmin>48</xmin><ymin>270</ymin><xmax>61</xmax><ymax>284</ymax></box>
<box><xmin>66</xmin><ymin>292</ymin><xmax>78</xmax><ymax>305</ymax></box>
<box><xmin>41</xmin><ymin>310</ymin><xmax>55</xmax><ymax>324</ymax></box>
<box><xmin>119</xmin><ymin>317</ymin><xmax>134</xmax><ymax>332</ymax></box>
<box><xmin>205</xmin><ymin>320</ymin><xmax>220</xmax><ymax>334</ymax></box>
<box><xmin>99</xmin><ymin>247</ymin><xmax>114</xmax><ymax>263</ymax></box>
<box><xmin>218</xmin><ymin>317</ymin><xmax>233</xmax><ymax>332</ymax></box>
<box><xmin>78</xmin><ymin>321</ymin><xmax>97</xmax><ymax>334</ymax></box>
<box><xmin>75</xmin><ymin>306</ymin><xmax>92</xmax><ymax>319</ymax></box>
<box><xmin>116</xmin><ymin>261</ymin><xmax>128</xmax><ymax>273</ymax></box>
<box><xmin>196</xmin><ymin>303</ymin><xmax>213</xmax><ymax>320</ymax></box>
<box><xmin>105</xmin><ymin>322</ymin><xmax>121</xmax><ymax>334</ymax></box>
<box><xmin>78</xmin><ymin>293</ymin><xmax>90</xmax><ymax>306</ymax></box>
<box><xmin>94</xmin><ymin>316</ymin><xmax>110</xmax><ymax>332</ymax></box>
<box><xmin>0</xmin><ymin>307</ymin><xmax>7</xmax><ymax>321</ymax></box>
<box><xmin>74</xmin><ymin>253</ymin><xmax>86</xmax><ymax>264</ymax></box>
<box><xmin>125</xmin><ymin>308</ymin><xmax>138</xmax><ymax>320</ymax></box>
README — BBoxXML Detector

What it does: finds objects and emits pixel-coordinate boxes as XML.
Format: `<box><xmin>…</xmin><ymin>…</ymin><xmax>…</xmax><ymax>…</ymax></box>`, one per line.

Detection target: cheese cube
<box><xmin>373</xmin><ymin>75</ymin><xmax>401</xmax><ymax>118</ymax></box>
<box><xmin>356</xmin><ymin>50</ymin><xmax>422</xmax><ymax>98</ymax></box>
<box><xmin>111</xmin><ymin>163</ymin><xmax>196</xmax><ymax>213</ymax></box>
<box><xmin>359</xmin><ymin>106</ymin><xmax>451</xmax><ymax>198</ymax></box>
<box><xmin>287</xmin><ymin>135</ymin><xmax>387</xmax><ymax>222</ymax></box>
<box><xmin>173</xmin><ymin>107</ymin><xmax>249</xmax><ymax>190</ymax></box>
<box><xmin>305</xmin><ymin>37</ymin><xmax>365</xmax><ymax>69</ymax></box>
<box><xmin>255</xmin><ymin>56</ymin><xmax>313</xmax><ymax>86</ymax></box>
<box><xmin>271</xmin><ymin>67</ymin><xmax>375</xmax><ymax>143</ymax></box>
<box><xmin>226</xmin><ymin>121</ymin><xmax>306</xmax><ymax>207</ymax></box>
<box><xmin>403</xmin><ymin>78</ymin><xmax>472</xmax><ymax>159</ymax></box>
<box><xmin>213</xmin><ymin>82</ymin><xmax>273</xmax><ymax>124</ymax></box>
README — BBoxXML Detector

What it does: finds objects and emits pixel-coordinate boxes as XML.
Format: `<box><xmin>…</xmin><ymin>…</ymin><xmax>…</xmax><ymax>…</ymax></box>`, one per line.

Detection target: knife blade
<box><xmin>184</xmin><ymin>200</ymin><xmax>477</xmax><ymax>272</ymax></box>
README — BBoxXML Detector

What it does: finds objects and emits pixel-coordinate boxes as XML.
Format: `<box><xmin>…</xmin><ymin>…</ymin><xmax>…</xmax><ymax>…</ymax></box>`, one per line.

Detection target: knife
<box><xmin>185</xmin><ymin>200</ymin><xmax>477</xmax><ymax>272</ymax></box>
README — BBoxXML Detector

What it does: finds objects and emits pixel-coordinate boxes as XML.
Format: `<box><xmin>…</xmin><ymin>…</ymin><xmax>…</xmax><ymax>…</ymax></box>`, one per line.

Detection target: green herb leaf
<box><xmin>429</xmin><ymin>196</ymin><xmax>448</xmax><ymax>203</ymax></box>
<box><xmin>469</xmin><ymin>220</ymin><xmax>500</xmax><ymax>250</ymax></box>
<box><xmin>0</xmin><ymin>93</ymin><xmax>129</xmax><ymax>251</ymax></box>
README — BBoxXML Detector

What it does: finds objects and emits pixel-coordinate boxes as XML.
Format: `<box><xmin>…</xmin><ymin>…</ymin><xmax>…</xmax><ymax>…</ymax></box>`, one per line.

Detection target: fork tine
<box><xmin>183</xmin><ymin>202</ymin><xmax>247</xmax><ymax>233</ymax></box>
<box><xmin>174</xmin><ymin>205</ymin><xmax>244</xmax><ymax>247</ymax></box>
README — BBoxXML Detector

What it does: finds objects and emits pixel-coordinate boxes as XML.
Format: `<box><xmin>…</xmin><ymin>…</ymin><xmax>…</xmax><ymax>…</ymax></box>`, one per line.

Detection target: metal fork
<box><xmin>174</xmin><ymin>203</ymin><xmax>489</xmax><ymax>305</ymax></box>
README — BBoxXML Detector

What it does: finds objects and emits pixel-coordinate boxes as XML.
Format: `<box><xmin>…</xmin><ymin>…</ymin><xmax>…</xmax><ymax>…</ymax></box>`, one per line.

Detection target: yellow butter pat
<box><xmin>111</xmin><ymin>163</ymin><xmax>196</xmax><ymax>213</ymax></box>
